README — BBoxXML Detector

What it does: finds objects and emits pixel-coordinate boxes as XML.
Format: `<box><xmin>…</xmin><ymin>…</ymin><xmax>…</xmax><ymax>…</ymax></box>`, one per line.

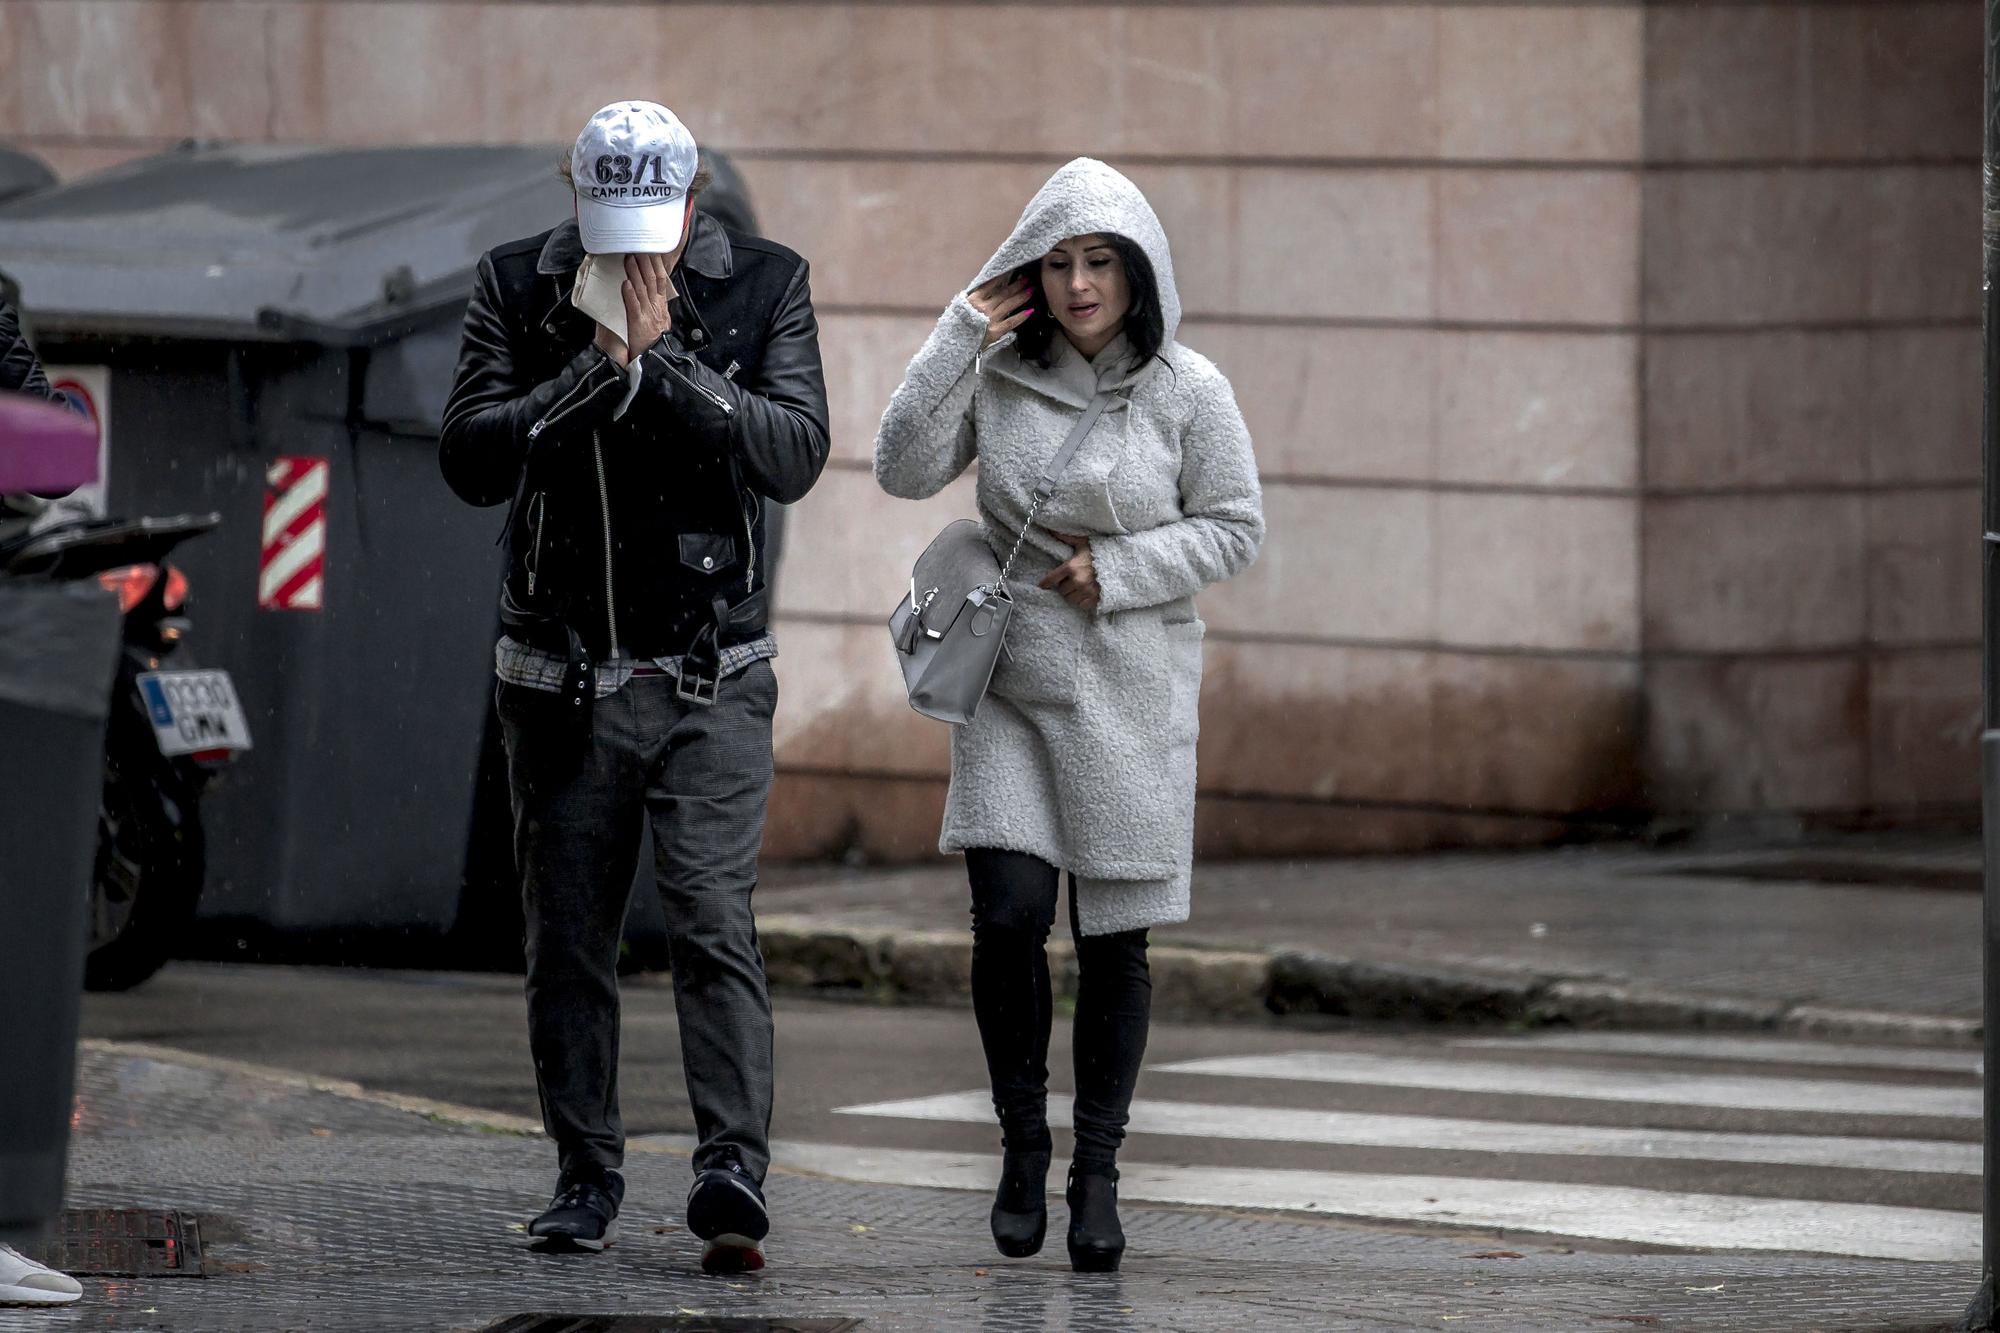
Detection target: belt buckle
<box><xmin>676</xmin><ymin>667</ymin><xmax>720</xmax><ymax>707</ymax></box>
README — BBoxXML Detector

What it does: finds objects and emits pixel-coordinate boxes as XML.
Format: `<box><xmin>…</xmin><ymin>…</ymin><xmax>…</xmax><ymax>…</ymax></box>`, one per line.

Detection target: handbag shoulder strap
<box><xmin>1031</xmin><ymin>389</ymin><xmax>1119</xmax><ymax>505</ymax></box>
<box><xmin>996</xmin><ymin>388</ymin><xmax>1119</xmax><ymax>585</ymax></box>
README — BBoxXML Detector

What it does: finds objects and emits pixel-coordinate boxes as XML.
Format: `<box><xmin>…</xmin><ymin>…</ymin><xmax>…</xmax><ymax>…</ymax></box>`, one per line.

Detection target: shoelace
<box><xmin>552</xmin><ymin>1183</ymin><xmax>601</xmax><ymax>1211</ymax></box>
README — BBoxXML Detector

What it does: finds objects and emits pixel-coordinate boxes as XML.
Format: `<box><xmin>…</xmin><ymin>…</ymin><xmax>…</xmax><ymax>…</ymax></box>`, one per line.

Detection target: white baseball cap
<box><xmin>570</xmin><ymin>101</ymin><xmax>699</xmax><ymax>254</ymax></box>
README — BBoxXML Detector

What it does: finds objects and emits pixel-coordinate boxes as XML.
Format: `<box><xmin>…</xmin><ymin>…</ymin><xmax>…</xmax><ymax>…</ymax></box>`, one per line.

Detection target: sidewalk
<box><xmin>9</xmin><ymin>1042</ymin><xmax>1974</xmax><ymax>1331</ymax></box>
<box><xmin>747</xmin><ymin>836</ymin><xmax>1982</xmax><ymax>1044</ymax></box>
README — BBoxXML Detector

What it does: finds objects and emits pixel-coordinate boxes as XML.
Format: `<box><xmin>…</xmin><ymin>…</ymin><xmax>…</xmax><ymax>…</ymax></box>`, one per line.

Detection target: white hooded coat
<box><xmin>873</xmin><ymin>159</ymin><xmax>1265</xmax><ymax>935</ymax></box>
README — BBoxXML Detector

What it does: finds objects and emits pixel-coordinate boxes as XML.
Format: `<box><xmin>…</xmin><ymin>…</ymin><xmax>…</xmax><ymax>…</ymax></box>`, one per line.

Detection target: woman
<box><xmin>873</xmin><ymin>159</ymin><xmax>1264</xmax><ymax>1271</ymax></box>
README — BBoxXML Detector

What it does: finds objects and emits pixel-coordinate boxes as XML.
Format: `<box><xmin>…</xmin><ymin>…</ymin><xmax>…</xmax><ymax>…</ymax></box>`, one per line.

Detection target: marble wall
<box><xmin>1637</xmin><ymin>5</ymin><xmax>1982</xmax><ymax>821</ymax></box>
<box><xmin>0</xmin><ymin>1</ymin><xmax>1978</xmax><ymax>856</ymax></box>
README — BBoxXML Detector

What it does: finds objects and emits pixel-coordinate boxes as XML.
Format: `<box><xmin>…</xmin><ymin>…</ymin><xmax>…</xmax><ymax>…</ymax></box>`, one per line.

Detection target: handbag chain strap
<box><xmin>994</xmin><ymin>389</ymin><xmax>1119</xmax><ymax>589</ymax></box>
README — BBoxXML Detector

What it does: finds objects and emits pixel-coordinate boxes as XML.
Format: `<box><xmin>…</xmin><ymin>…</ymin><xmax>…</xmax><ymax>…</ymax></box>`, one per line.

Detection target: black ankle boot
<box><xmin>990</xmin><ymin>1148</ymin><xmax>1051</xmax><ymax>1257</ymax></box>
<box><xmin>1065</xmin><ymin>1163</ymin><xmax>1124</xmax><ymax>1272</ymax></box>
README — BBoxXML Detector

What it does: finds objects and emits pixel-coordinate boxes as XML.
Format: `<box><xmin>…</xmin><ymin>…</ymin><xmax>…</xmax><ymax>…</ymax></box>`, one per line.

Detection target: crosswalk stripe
<box><xmin>766</xmin><ymin>1140</ymin><xmax>1979</xmax><ymax>1263</ymax></box>
<box><xmin>834</xmin><ymin>1090</ymin><xmax>1980</xmax><ymax>1175</ymax></box>
<box><xmin>1453</xmin><ymin>1033</ymin><xmax>1983</xmax><ymax>1075</ymax></box>
<box><xmin>1151</xmin><ymin>1052</ymin><xmax>1980</xmax><ymax>1119</ymax></box>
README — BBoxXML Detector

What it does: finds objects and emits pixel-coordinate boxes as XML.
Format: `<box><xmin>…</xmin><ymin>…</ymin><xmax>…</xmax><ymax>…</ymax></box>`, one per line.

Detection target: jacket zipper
<box><xmin>592</xmin><ymin>430</ymin><xmax>619</xmax><ymax>654</ymax></box>
<box><xmin>526</xmin><ymin>492</ymin><xmax>546</xmax><ymax>596</ymax></box>
<box><xmin>741</xmin><ymin>494</ymin><xmax>757</xmax><ymax>594</ymax></box>
<box><xmin>648</xmin><ymin>348</ymin><xmax>735</xmax><ymax>417</ymax></box>
<box><xmin>528</xmin><ymin>363</ymin><xmax>615</xmax><ymax>440</ymax></box>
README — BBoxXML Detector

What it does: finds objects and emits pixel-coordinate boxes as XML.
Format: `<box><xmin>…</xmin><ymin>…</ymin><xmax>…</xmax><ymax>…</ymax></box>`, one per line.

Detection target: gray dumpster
<box><xmin>0</xmin><ymin>143</ymin><xmax>774</xmax><ymax>958</ymax></box>
<box><xmin>0</xmin><ymin>396</ymin><xmax>119</xmax><ymax>1245</ymax></box>
<box><xmin>0</xmin><ymin>146</ymin><xmax>56</xmax><ymax>208</ymax></box>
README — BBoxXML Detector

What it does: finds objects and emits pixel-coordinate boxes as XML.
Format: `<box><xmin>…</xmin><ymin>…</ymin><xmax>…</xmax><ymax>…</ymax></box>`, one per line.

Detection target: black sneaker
<box><xmin>527</xmin><ymin>1169</ymin><xmax>624</xmax><ymax>1253</ymax></box>
<box><xmin>685</xmin><ymin>1160</ymin><xmax>769</xmax><ymax>1274</ymax></box>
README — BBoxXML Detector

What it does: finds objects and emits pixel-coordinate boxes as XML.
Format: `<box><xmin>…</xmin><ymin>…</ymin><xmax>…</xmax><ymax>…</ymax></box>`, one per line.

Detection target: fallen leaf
<box><xmin>974</xmin><ymin>1269</ymin><xmax>989</xmax><ymax>1278</ymax></box>
<box><xmin>310</xmin><ymin>1128</ymin><xmax>333</xmax><ymax>1138</ymax></box>
<box><xmin>1467</xmin><ymin>1251</ymin><xmax>1525</xmax><ymax>1260</ymax></box>
<box><xmin>849</xmin><ymin>1224</ymin><xmax>870</xmax><ymax>1234</ymax></box>
<box><xmin>652</xmin><ymin>1226</ymin><xmax>679</xmax><ymax>1235</ymax></box>
<box><xmin>505</xmin><ymin>1223</ymin><xmax>526</xmax><ymax>1233</ymax></box>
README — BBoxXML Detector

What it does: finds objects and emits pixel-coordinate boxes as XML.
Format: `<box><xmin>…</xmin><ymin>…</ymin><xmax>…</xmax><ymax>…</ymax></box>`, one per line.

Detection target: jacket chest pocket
<box><xmin>679</xmin><ymin>532</ymin><xmax>739</xmax><ymax>577</ymax></box>
<box><xmin>989</xmin><ymin>591</ymin><xmax>1082</xmax><ymax>706</ymax></box>
<box><xmin>684</xmin><ymin>322</ymin><xmax>757</xmax><ymax>383</ymax></box>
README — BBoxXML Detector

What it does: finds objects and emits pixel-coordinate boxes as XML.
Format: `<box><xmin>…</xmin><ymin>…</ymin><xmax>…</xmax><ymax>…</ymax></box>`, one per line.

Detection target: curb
<box><xmin>80</xmin><ymin>1039</ymin><xmax>548</xmax><ymax>1138</ymax></box>
<box><xmin>736</xmin><ymin>915</ymin><xmax>1981</xmax><ymax>1046</ymax></box>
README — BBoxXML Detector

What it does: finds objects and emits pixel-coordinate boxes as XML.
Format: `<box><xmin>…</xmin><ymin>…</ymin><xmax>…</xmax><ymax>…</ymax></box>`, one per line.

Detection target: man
<box><xmin>440</xmin><ymin>101</ymin><xmax>828</xmax><ymax>1274</ymax></box>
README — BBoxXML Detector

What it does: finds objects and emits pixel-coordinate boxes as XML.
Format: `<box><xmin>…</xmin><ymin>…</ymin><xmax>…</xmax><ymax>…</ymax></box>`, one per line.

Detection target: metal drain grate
<box><xmin>38</xmin><ymin>1208</ymin><xmax>205</xmax><ymax>1277</ymax></box>
<box><xmin>486</xmin><ymin>1312</ymin><xmax>868</xmax><ymax>1320</ymax></box>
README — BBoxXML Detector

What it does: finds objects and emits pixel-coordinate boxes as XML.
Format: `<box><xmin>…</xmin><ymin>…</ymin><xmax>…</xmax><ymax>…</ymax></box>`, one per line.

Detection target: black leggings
<box><xmin>965</xmin><ymin>848</ymin><xmax>1152</xmax><ymax>1171</ymax></box>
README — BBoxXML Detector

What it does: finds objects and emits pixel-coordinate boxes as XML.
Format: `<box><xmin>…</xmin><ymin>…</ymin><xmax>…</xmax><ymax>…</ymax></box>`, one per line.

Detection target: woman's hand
<box><xmin>595</xmin><ymin>253</ymin><xmax>675</xmax><ymax>366</ymax></box>
<box><xmin>1040</xmin><ymin>532</ymin><xmax>1100</xmax><ymax>612</ymax></box>
<box><xmin>969</xmin><ymin>272</ymin><xmax>1036</xmax><ymax>348</ymax></box>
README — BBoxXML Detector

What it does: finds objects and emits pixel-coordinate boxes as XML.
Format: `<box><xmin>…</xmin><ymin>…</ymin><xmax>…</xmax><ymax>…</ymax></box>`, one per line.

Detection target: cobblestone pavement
<box><xmin>1</xmin><ymin>1047</ymin><xmax>1975</xmax><ymax>1332</ymax></box>
<box><xmin>758</xmin><ymin>837</ymin><xmax>1982</xmax><ymax>1018</ymax></box>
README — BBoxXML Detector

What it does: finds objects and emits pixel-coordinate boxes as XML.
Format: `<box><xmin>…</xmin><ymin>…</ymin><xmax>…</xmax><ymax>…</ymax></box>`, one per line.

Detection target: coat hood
<box><xmin>970</xmin><ymin>158</ymin><xmax>1180</xmax><ymax>346</ymax></box>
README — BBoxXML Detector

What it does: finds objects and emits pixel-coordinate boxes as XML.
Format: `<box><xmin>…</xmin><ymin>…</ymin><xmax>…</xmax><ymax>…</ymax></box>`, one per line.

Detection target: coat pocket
<box><xmin>1164</xmin><ymin>616</ymin><xmax>1206</xmax><ymax>743</ymax></box>
<box><xmin>679</xmin><ymin>532</ymin><xmax>739</xmax><ymax>576</ymax></box>
<box><xmin>509</xmin><ymin>488</ymin><xmax>567</xmax><ymax>612</ymax></box>
<box><xmin>989</xmin><ymin>590</ymin><xmax>1083</xmax><ymax>706</ymax></box>
<box><xmin>524</xmin><ymin>492</ymin><xmax>548</xmax><ymax>595</ymax></box>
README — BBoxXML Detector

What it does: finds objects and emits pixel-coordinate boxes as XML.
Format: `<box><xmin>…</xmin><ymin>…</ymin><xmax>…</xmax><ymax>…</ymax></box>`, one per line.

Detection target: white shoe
<box><xmin>0</xmin><ymin>1244</ymin><xmax>83</xmax><ymax>1305</ymax></box>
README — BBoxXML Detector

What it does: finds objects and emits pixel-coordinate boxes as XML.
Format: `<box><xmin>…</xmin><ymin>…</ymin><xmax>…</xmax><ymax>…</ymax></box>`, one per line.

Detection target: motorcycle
<box><xmin>0</xmin><ymin>512</ymin><xmax>249</xmax><ymax>990</ymax></box>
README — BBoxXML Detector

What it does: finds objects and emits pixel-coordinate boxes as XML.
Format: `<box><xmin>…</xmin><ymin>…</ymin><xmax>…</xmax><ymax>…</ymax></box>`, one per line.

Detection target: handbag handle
<box><xmin>995</xmin><ymin>389</ymin><xmax>1120</xmax><ymax>588</ymax></box>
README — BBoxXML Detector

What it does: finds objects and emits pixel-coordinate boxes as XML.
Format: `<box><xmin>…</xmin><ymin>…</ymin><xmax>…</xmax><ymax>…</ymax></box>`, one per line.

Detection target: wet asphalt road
<box><xmin>77</xmin><ymin>960</ymin><xmax>1981</xmax><ymax>1261</ymax></box>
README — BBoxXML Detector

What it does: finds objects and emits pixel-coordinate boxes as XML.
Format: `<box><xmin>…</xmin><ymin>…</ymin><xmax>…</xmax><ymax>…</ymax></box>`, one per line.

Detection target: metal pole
<box><xmin>1967</xmin><ymin>4</ymin><xmax>2000</xmax><ymax>1328</ymax></box>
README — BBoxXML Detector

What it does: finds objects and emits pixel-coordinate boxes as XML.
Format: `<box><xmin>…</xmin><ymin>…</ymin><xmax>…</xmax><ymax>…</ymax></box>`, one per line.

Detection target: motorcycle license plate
<box><xmin>137</xmin><ymin>669</ymin><xmax>254</xmax><ymax>757</ymax></box>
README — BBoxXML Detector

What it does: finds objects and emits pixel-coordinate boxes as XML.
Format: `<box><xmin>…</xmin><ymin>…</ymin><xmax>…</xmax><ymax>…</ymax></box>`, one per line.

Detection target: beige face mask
<box><xmin>571</xmin><ymin>253</ymin><xmax>629</xmax><ymax>348</ymax></box>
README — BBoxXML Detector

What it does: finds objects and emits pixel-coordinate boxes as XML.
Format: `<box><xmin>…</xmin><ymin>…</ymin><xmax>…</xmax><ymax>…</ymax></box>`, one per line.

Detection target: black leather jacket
<box><xmin>0</xmin><ymin>295</ymin><xmax>61</xmax><ymax>403</ymax></box>
<box><xmin>440</xmin><ymin>214</ymin><xmax>829</xmax><ymax>662</ymax></box>
<box><xmin>2</xmin><ymin>294</ymin><xmax>78</xmax><ymax>526</ymax></box>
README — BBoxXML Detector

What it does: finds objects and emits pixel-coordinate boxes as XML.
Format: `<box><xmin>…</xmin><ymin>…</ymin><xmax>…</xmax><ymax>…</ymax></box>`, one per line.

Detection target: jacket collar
<box><xmin>982</xmin><ymin>332</ymin><xmax>1145</xmax><ymax>409</ymax></box>
<box><xmin>535</xmin><ymin>212</ymin><xmax>733</xmax><ymax>281</ymax></box>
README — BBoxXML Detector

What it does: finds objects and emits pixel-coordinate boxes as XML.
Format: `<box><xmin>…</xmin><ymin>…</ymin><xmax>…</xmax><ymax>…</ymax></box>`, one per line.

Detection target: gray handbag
<box><xmin>890</xmin><ymin>390</ymin><xmax>1118</xmax><ymax>724</ymax></box>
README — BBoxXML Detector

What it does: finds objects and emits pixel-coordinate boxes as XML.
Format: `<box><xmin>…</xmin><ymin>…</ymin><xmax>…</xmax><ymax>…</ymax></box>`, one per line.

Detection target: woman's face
<box><xmin>1039</xmin><ymin>234</ymin><xmax>1131</xmax><ymax>357</ymax></box>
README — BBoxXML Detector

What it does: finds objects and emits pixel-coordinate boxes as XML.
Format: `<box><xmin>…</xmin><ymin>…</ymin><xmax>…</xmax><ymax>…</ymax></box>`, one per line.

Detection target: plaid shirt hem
<box><xmin>496</xmin><ymin>633</ymin><xmax>778</xmax><ymax>699</ymax></box>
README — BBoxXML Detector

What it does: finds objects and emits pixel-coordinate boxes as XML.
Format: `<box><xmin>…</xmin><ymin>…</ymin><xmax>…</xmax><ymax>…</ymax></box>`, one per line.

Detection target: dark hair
<box><xmin>1010</xmin><ymin>234</ymin><xmax>1166</xmax><ymax>371</ymax></box>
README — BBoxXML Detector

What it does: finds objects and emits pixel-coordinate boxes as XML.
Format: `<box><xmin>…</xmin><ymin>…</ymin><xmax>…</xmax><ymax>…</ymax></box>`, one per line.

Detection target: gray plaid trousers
<box><xmin>496</xmin><ymin>660</ymin><xmax>778</xmax><ymax>1183</ymax></box>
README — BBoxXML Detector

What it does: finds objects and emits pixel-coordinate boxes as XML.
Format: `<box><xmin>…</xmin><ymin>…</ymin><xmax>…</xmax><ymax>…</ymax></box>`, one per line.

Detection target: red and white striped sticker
<box><xmin>260</xmin><ymin>456</ymin><xmax>328</xmax><ymax>611</ymax></box>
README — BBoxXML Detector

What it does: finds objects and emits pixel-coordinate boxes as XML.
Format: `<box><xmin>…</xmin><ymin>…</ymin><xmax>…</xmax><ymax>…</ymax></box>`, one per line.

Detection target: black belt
<box><xmin>501</xmin><ymin>586</ymin><xmax>768</xmax><ymax>710</ymax></box>
<box><xmin>674</xmin><ymin>588</ymin><xmax>769</xmax><ymax>706</ymax></box>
